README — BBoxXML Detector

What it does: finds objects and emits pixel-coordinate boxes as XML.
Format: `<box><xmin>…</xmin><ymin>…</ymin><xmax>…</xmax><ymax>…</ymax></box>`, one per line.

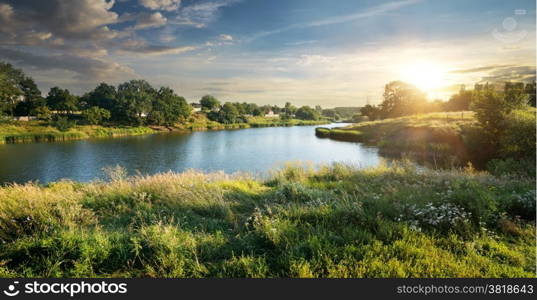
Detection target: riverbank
<box><xmin>315</xmin><ymin>111</ymin><xmax>536</xmax><ymax>171</ymax></box>
<box><xmin>0</xmin><ymin>163</ymin><xmax>533</xmax><ymax>277</ymax></box>
<box><xmin>0</xmin><ymin>115</ymin><xmax>328</xmax><ymax>144</ymax></box>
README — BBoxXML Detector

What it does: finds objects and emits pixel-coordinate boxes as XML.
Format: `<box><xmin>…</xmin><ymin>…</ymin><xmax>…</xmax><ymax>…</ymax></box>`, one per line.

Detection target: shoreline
<box><xmin>0</xmin><ymin>119</ymin><xmax>329</xmax><ymax>145</ymax></box>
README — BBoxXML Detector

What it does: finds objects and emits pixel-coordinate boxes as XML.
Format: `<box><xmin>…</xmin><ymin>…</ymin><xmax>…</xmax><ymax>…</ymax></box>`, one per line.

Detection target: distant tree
<box><xmin>116</xmin><ymin>80</ymin><xmax>156</xmax><ymax>125</ymax></box>
<box><xmin>380</xmin><ymin>81</ymin><xmax>427</xmax><ymax>118</ymax></box>
<box><xmin>83</xmin><ymin>106</ymin><xmax>111</xmax><ymax>125</ymax></box>
<box><xmin>14</xmin><ymin>76</ymin><xmax>45</xmax><ymax>116</ymax></box>
<box><xmin>360</xmin><ymin>104</ymin><xmax>381</xmax><ymax>121</ymax></box>
<box><xmin>252</xmin><ymin>107</ymin><xmax>263</xmax><ymax>116</ymax></box>
<box><xmin>82</xmin><ymin>83</ymin><xmax>118</xmax><ymax>113</ymax></box>
<box><xmin>0</xmin><ymin>62</ymin><xmax>24</xmax><ymax>116</ymax></box>
<box><xmin>34</xmin><ymin>106</ymin><xmax>52</xmax><ymax>121</ymax></box>
<box><xmin>504</xmin><ymin>82</ymin><xmax>529</xmax><ymax>109</ymax></box>
<box><xmin>321</xmin><ymin>109</ymin><xmax>340</xmax><ymax>121</ymax></box>
<box><xmin>315</xmin><ymin>105</ymin><xmax>323</xmax><ymax>113</ymax></box>
<box><xmin>218</xmin><ymin>102</ymin><xmax>240</xmax><ymax>124</ymax></box>
<box><xmin>281</xmin><ymin>102</ymin><xmax>297</xmax><ymax>120</ymax></box>
<box><xmin>524</xmin><ymin>81</ymin><xmax>536</xmax><ymax>107</ymax></box>
<box><xmin>295</xmin><ymin>106</ymin><xmax>321</xmax><ymax>120</ymax></box>
<box><xmin>200</xmin><ymin>95</ymin><xmax>221</xmax><ymax>111</ymax></box>
<box><xmin>445</xmin><ymin>85</ymin><xmax>472</xmax><ymax>111</ymax></box>
<box><xmin>149</xmin><ymin>87</ymin><xmax>192</xmax><ymax>126</ymax></box>
<box><xmin>46</xmin><ymin>87</ymin><xmax>78</xmax><ymax>114</ymax></box>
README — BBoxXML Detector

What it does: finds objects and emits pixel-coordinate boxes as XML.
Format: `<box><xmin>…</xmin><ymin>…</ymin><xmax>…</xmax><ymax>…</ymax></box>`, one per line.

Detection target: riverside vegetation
<box><xmin>0</xmin><ymin>62</ymin><xmax>326</xmax><ymax>144</ymax></box>
<box><xmin>0</xmin><ymin>163</ymin><xmax>534</xmax><ymax>277</ymax></box>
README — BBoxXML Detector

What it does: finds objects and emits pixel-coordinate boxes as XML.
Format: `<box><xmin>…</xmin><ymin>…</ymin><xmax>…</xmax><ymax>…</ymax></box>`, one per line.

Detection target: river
<box><xmin>0</xmin><ymin>124</ymin><xmax>382</xmax><ymax>184</ymax></box>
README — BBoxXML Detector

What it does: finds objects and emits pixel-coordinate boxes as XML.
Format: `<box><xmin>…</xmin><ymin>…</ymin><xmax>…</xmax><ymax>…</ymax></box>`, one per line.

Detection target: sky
<box><xmin>0</xmin><ymin>0</ymin><xmax>535</xmax><ymax>107</ymax></box>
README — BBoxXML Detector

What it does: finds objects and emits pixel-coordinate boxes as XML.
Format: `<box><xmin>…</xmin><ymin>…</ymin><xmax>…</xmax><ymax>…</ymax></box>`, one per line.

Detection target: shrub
<box><xmin>53</xmin><ymin>116</ymin><xmax>76</xmax><ymax>132</ymax></box>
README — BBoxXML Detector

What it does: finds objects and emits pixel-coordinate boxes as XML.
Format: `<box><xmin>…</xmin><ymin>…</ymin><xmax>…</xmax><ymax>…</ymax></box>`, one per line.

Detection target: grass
<box><xmin>316</xmin><ymin>112</ymin><xmax>484</xmax><ymax>167</ymax></box>
<box><xmin>177</xmin><ymin>113</ymin><xmax>328</xmax><ymax>132</ymax></box>
<box><xmin>0</xmin><ymin>121</ymin><xmax>154</xmax><ymax>144</ymax></box>
<box><xmin>0</xmin><ymin>163</ymin><xmax>534</xmax><ymax>278</ymax></box>
<box><xmin>0</xmin><ymin>115</ymin><xmax>328</xmax><ymax>144</ymax></box>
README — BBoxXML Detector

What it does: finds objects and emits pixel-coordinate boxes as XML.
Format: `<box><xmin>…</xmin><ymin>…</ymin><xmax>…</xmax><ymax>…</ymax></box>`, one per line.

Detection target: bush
<box><xmin>53</xmin><ymin>116</ymin><xmax>76</xmax><ymax>132</ymax></box>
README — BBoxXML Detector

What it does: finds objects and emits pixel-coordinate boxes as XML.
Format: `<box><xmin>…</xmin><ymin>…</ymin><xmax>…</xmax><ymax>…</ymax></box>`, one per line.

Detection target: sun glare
<box><xmin>399</xmin><ymin>61</ymin><xmax>448</xmax><ymax>93</ymax></box>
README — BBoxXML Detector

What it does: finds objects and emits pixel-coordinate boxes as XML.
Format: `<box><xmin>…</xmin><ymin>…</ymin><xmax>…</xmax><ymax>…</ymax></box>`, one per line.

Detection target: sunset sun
<box><xmin>400</xmin><ymin>61</ymin><xmax>448</xmax><ymax>93</ymax></box>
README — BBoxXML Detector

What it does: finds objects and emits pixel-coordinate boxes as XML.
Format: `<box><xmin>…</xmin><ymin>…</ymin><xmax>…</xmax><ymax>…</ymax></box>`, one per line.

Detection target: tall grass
<box><xmin>0</xmin><ymin>163</ymin><xmax>534</xmax><ymax>278</ymax></box>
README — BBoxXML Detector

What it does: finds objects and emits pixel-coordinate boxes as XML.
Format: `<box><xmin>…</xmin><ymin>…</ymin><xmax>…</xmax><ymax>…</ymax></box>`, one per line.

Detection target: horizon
<box><xmin>0</xmin><ymin>0</ymin><xmax>535</xmax><ymax>107</ymax></box>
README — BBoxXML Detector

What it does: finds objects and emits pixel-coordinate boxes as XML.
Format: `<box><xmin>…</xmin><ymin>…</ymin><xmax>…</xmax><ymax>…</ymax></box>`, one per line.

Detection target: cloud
<box><xmin>247</xmin><ymin>0</ymin><xmax>421</xmax><ymax>41</ymax></box>
<box><xmin>219</xmin><ymin>34</ymin><xmax>233</xmax><ymax>41</ymax></box>
<box><xmin>479</xmin><ymin>65</ymin><xmax>536</xmax><ymax>83</ymax></box>
<box><xmin>174</xmin><ymin>0</ymin><xmax>239</xmax><ymax>28</ymax></box>
<box><xmin>449</xmin><ymin>64</ymin><xmax>514</xmax><ymax>74</ymax></box>
<box><xmin>0</xmin><ymin>47</ymin><xmax>133</xmax><ymax>80</ymax></box>
<box><xmin>134</xmin><ymin>12</ymin><xmax>167</xmax><ymax>29</ymax></box>
<box><xmin>118</xmin><ymin>39</ymin><xmax>196</xmax><ymax>55</ymax></box>
<box><xmin>0</xmin><ymin>0</ymin><xmax>120</xmax><ymax>41</ymax></box>
<box><xmin>140</xmin><ymin>0</ymin><xmax>181</xmax><ymax>11</ymax></box>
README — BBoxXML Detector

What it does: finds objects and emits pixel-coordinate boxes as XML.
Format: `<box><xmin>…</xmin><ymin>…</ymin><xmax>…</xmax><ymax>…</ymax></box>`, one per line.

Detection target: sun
<box><xmin>399</xmin><ymin>61</ymin><xmax>448</xmax><ymax>93</ymax></box>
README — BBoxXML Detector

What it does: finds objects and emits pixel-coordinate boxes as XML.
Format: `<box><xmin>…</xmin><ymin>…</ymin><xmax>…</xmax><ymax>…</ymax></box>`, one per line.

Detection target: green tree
<box><xmin>200</xmin><ymin>95</ymin><xmax>221</xmax><ymax>111</ymax></box>
<box><xmin>380</xmin><ymin>81</ymin><xmax>427</xmax><ymax>118</ymax></box>
<box><xmin>0</xmin><ymin>63</ymin><xmax>23</xmax><ymax>116</ymax></box>
<box><xmin>46</xmin><ymin>87</ymin><xmax>78</xmax><ymax>114</ymax></box>
<box><xmin>360</xmin><ymin>104</ymin><xmax>381</xmax><ymax>121</ymax></box>
<box><xmin>82</xmin><ymin>106</ymin><xmax>111</xmax><ymax>125</ymax></box>
<box><xmin>149</xmin><ymin>87</ymin><xmax>192</xmax><ymax>126</ymax></box>
<box><xmin>524</xmin><ymin>81</ymin><xmax>536</xmax><ymax>107</ymax></box>
<box><xmin>295</xmin><ymin>106</ymin><xmax>321</xmax><ymax>120</ymax></box>
<box><xmin>116</xmin><ymin>80</ymin><xmax>156</xmax><ymax>125</ymax></box>
<box><xmin>445</xmin><ymin>85</ymin><xmax>472</xmax><ymax>111</ymax></box>
<box><xmin>82</xmin><ymin>83</ymin><xmax>118</xmax><ymax>113</ymax></box>
<box><xmin>217</xmin><ymin>102</ymin><xmax>240</xmax><ymax>124</ymax></box>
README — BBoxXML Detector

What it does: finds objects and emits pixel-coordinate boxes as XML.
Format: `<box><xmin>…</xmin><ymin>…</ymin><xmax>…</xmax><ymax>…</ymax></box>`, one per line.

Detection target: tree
<box><xmin>116</xmin><ymin>80</ymin><xmax>156</xmax><ymax>125</ymax></box>
<box><xmin>360</xmin><ymin>104</ymin><xmax>381</xmax><ymax>121</ymax></box>
<box><xmin>46</xmin><ymin>87</ymin><xmax>78</xmax><ymax>114</ymax></box>
<box><xmin>83</xmin><ymin>106</ymin><xmax>111</xmax><ymax>125</ymax></box>
<box><xmin>295</xmin><ymin>106</ymin><xmax>321</xmax><ymax>120</ymax></box>
<box><xmin>149</xmin><ymin>87</ymin><xmax>192</xmax><ymax>126</ymax></box>
<box><xmin>200</xmin><ymin>95</ymin><xmax>221</xmax><ymax>111</ymax></box>
<box><xmin>504</xmin><ymin>82</ymin><xmax>529</xmax><ymax>109</ymax></box>
<box><xmin>217</xmin><ymin>102</ymin><xmax>240</xmax><ymax>124</ymax></box>
<box><xmin>82</xmin><ymin>83</ymin><xmax>118</xmax><ymax>113</ymax></box>
<box><xmin>0</xmin><ymin>63</ymin><xmax>23</xmax><ymax>116</ymax></box>
<box><xmin>445</xmin><ymin>85</ymin><xmax>472</xmax><ymax>111</ymax></box>
<box><xmin>281</xmin><ymin>102</ymin><xmax>297</xmax><ymax>120</ymax></box>
<box><xmin>380</xmin><ymin>81</ymin><xmax>427</xmax><ymax>118</ymax></box>
<box><xmin>524</xmin><ymin>81</ymin><xmax>536</xmax><ymax>107</ymax></box>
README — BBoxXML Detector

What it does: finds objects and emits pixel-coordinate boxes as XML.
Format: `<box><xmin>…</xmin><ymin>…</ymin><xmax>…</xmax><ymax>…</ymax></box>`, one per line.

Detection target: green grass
<box><xmin>0</xmin><ymin>121</ymin><xmax>154</xmax><ymax>144</ymax></box>
<box><xmin>0</xmin><ymin>115</ymin><xmax>328</xmax><ymax>144</ymax></box>
<box><xmin>0</xmin><ymin>163</ymin><xmax>534</xmax><ymax>278</ymax></box>
<box><xmin>316</xmin><ymin>112</ymin><xmax>483</xmax><ymax>167</ymax></box>
<box><xmin>176</xmin><ymin>113</ymin><xmax>328</xmax><ymax>132</ymax></box>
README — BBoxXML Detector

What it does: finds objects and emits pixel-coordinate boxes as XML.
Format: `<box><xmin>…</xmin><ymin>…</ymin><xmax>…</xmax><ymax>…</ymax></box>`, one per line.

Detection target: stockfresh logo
<box><xmin>3</xmin><ymin>281</ymin><xmax>20</xmax><ymax>297</ymax></box>
<box><xmin>2</xmin><ymin>281</ymin><xmax>127</xmax><ymax>297</ymax></box>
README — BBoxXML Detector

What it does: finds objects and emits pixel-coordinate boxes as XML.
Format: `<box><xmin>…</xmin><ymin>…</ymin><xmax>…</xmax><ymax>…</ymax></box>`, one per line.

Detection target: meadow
<box><xmin>0</xmin><ymin>163</ymin><xmax>534</xmax><ymax>278</ymax></box>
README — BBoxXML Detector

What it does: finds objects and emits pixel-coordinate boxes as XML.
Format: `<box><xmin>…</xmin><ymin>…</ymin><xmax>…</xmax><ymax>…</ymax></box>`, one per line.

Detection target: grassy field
<box><xmin>0</xmin><ymin>163</ymin><xmax>534</xmax><ymax>278</ymax></box>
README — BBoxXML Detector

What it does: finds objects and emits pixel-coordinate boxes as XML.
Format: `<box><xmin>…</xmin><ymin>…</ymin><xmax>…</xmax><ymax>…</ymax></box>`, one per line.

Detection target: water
<box><xmin>0</xmin><ymin>124</ymin><xmax>383</xmax><ymax>184</ymax></box>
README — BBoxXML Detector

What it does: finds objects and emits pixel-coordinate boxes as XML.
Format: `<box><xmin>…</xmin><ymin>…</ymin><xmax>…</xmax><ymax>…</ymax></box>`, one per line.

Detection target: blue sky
<box><xmin>0</xmin><ymin>0</ymin><xmax>535</xmax><ymax>107</ymax></box>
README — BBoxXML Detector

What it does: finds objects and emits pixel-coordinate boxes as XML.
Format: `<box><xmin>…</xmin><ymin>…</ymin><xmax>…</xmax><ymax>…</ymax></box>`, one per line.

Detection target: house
<box><xmin>191</xmin><ymin>103</ymin><xmax>202</xmax><ymax>112</ymax></box>
<box><xmin>265</xmin><ymin>110</ymin><xmax>279</xmax><ymax>118</ymax></box>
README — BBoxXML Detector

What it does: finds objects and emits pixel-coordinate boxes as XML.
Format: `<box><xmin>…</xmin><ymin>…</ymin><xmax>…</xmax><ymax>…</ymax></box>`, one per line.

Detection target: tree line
<box><xmin>0</xmin><ymin>62</ymin><xmax>323</xmax><ymax>130</ymax></box>
<box><xmin>359</xmin><ymin>80</ymin><xmax>536</xmax><ymax>121</ymax></box>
